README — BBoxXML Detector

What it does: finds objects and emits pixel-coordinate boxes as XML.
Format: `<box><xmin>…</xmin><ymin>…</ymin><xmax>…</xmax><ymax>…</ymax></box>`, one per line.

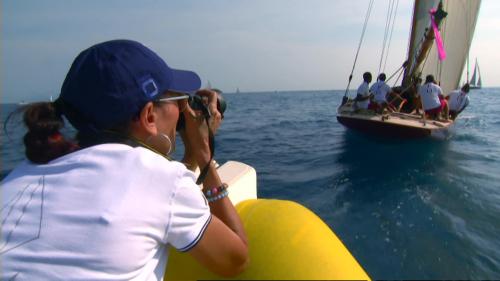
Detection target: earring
<box><xmin>146</xmin><ymin>133</ymin><xmax>172</xmax><ymax>156</ymax></box>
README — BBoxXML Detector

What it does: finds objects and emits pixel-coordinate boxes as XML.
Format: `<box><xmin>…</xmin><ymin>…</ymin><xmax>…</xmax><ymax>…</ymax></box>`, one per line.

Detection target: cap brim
<box><xmin>169</xmin><ymin>69</ymin><xmax>201</xmax><ymax>94</ymax></box>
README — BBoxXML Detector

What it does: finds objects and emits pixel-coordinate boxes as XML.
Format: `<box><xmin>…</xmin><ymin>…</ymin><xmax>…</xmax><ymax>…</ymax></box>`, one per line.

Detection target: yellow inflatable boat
<box><xmin>165</xmin><ymin>196</ymin><xmax>370</xmax><ymax>280</ymax></box>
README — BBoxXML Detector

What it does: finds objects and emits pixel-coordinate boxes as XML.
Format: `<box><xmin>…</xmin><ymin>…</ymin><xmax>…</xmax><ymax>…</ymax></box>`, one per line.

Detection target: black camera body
<box><xmin>176</xmin><ymin>94</ymin><xmax>226</xmax><ymax>131</ymax></box>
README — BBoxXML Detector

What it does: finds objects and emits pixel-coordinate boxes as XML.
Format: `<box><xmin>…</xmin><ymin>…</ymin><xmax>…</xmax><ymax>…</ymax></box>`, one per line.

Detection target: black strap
<box><xmin>196</xmin><ymin>115</ymin><xmax>215</xmax><ymax>185</ymax></box>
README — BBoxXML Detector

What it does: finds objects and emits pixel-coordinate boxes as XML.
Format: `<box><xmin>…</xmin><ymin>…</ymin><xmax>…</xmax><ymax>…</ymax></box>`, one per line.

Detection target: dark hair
<box><xmin>461</xmin><ymin>83</ymin><xmax>470</xmax><ymax>93</ymax></box>
<box><xmin>363</xmin><ymin>72</ymin><xmax>372</xmax><ymax>82</ymax></box>
<box><xmin>20</xmin><ymin>102</ymin><xmax>77</xmax><ymax>164</ymax></box>
<box><xmin>378</xmin><ymin>73</ymin><xmax>386</xmax><ymax>81</ymax></box>
<box><xmin>6</xmin><ymin>99</ymin><xmax>144</xmax><ymax>164</ymax></box>
<box><xmin>425</xmin><ymin>74</ymin><xmax>435</xmax><ymax>84</ymax></box>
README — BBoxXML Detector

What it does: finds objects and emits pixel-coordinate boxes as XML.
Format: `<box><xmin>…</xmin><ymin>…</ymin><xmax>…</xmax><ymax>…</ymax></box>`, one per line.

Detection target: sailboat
<box><xmin>469</xmin><ymin>59</ymin><xmax>482</xmax><ymax>89</ymax></box>
<box><xmin>337</xmin><ymin>0</ymin><xmax>481</xmax><ymax>139</ymax></box>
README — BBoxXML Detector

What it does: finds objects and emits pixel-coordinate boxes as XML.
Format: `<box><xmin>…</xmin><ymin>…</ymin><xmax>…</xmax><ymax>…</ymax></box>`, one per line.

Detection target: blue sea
<box><xmin>2</xmin><ymin>89</ymin><xmax>500</xmax><ymax>279</ymax></box>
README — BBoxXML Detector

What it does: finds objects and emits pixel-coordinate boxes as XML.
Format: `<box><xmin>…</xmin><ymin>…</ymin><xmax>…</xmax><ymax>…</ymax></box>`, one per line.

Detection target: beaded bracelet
<box><xmin>204</xmin><ymin>183</ymin><xmax>228</xmax><ymax>197</ymax></box>
<box><xmin>204</xmin><ymin>183</ymin><xmax>229</xmax><ymax>202</ymax></box>
<box><xmin>207</xmin><ymin>189</ymin><xmax>229</xmax><ymax>203</ymax></box>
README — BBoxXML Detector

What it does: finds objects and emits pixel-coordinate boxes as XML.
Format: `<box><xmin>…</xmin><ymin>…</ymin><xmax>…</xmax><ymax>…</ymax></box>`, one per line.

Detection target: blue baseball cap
<box><xmin>59</xmin><ymin>39</ymin><xmax>201</xmax><ymax>133</ymax></box>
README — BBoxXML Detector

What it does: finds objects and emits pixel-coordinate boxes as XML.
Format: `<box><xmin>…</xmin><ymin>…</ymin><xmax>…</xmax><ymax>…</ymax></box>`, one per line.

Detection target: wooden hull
<box><xmin>337</xmin><ymin>102</ymin><xmax>453</xmax><ymax>139</ymax></box>
<box><xmin>337</xmin><ymin>115</ymin><xmax>431</xmax><ymax>138</ymax></box>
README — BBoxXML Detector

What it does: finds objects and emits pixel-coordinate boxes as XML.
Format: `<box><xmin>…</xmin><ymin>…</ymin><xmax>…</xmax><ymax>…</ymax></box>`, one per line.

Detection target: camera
<box><xmin>176</xmin><ymin>93</ymin><xmax>226</xmax><ymax>131</ymax></box>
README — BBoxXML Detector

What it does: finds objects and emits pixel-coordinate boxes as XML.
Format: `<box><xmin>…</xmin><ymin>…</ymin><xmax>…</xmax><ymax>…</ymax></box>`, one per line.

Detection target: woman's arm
<box><xmin>181</xmin><ymin>89</ymin><xmax>249</xmax><ymax>277</ymax></box>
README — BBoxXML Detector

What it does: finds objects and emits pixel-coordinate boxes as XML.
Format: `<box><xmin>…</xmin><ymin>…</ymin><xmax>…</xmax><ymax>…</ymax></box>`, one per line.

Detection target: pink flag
<box><xmin>430</xmin><ymin>8</ymin><xmax>446</xmax><ymax>61</ymax></box>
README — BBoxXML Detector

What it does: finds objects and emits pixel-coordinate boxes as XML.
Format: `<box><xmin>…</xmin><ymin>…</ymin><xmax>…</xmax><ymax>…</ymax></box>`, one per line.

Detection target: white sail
<box><xmin>470</xmin><ymin>59</ymin><xmax>477</xmax><ymax>85</ymax></box>
<box><xmin>406</xmin><ymin>0</ymin><xmax>481</xmax><ymax>95</ymax></box>
<box><xmin>477</xmin><ymin>63</ymin><xmax>482</xmax><ymax>87</ymax></box>
<box><xmin>469</xmin><ymin>59</ymin><xmax>482</xmax><ymax>88</ymax></box>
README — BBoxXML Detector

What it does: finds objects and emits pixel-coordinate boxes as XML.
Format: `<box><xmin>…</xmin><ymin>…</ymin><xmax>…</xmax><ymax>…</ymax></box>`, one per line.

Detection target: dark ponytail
<box><xmin>22</xmin><ymin>102</ymin><xmax>77</xmax><ymax>164</ymax></box>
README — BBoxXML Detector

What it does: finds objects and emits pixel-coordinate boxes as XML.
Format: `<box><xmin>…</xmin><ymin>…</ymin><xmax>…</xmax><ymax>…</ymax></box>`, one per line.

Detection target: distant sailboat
<box><xmin>236</xmin><ymin>87</ymin><xmax>240</xmax><ymax>94</ymax></box>
<box><xmin>469</xmin><ymin>59</ymin><xmax>482</xmax><ymax>89</ymax></box>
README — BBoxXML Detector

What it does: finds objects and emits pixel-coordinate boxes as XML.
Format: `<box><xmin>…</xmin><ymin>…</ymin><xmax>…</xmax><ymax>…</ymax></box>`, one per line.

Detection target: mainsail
<box><xmin>403</xmin><ymin>0</ymin><xmax>481</xmax><ymax>95</ymax></box>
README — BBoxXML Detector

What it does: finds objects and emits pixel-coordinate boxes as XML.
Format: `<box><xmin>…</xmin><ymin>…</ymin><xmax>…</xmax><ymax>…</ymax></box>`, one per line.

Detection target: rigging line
<box><xmin>378</xmin><ymin>0</ymin><xmax>393</xmax><ymax>74</ymax></box>
<box><xmin>381</xmin><ymin>0</ymin><xmax>397</xmax><ymax>72</ymax></box>
<box><xmin>417</xmin><ymin>39</ymin><xmax>434</xmax><ymax>82</ymax></box>
<box><xmin>392</xmin><ymin>66</ymin><xmax>404</xmax><ymax>87</ymax></box>
<box><xmin>383</xmin><ymin>0</ymin><xmax>400</xmax><ymax>72</ymax></box>
<box><xmin>437</xmin><ymin>0</ymin><xmax>449</xmax><ymax>85</ymax></box>
<box><xmin>409</xmin><ymin>29</ymin><xmax>429</xmax><ymax>79</ymax></box>
<box><xmin>343</xmin><ymin>0</ymin><xmax>374</xmax><ymax>97</ymax></box>
<box><xmin>386</xmin><ymin>62</ymin><xmax>406</xmax><ymax>84</ymax></box>
<box><xmin>404</xmin><ymin>0</ymin><xmax>416</xmax><ymax>70</ymax></box>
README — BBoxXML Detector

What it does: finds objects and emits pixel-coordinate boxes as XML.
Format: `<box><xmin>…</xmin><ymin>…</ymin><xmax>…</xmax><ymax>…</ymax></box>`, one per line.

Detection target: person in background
<box><xmin>413</xmin><ymin>77</ymin><xmax>423</xmax><ymax>114</ymax></box>
<box><xmin>417</xmin><ymin>74</ymin><xmax>449</xmax><ymax>121</ymax></box>
<box><xmin>353</xmin><ymin>72</ymin><xmax>372</xmax><ymax>111</ymax></box>
<box><xmin>368</xmin><ymin>73</ymin><xmax>392</xmax><ymax>114</ymax></box>
<box><xmin>1</xmin><ymin>40</ymin><xmax>248</xmax><ymax>280</ymax></box>
<box><xmin>447</xmin><ymin>83</ymin><xmax>470</xmax><ymax>120</ymax></box>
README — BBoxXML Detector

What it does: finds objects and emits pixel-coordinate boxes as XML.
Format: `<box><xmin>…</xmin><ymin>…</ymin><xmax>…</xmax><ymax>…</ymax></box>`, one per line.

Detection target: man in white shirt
<box><xmin>417</xmin><ymin>75</ymin><xmax>449</xmax><ymax>121</ymax></box>
<box><xmin>368</xmin><ymin>73</ymin><xmax>392</xmax><ymax>113</ymax></box>
<box><xmin>447</xmin><ymin>83</ymin><xmax>470</xmax><ymax>120</ymax></box>
<box><xmin>354</xmin><ymin>72</ymin><xmax>372</xmax><ymax>110</ymax></box>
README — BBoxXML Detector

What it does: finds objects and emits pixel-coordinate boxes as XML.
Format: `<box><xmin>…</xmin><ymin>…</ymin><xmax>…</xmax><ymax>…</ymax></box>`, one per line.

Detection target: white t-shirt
<box><xmin>1</xmin><ymin>144</ymin><xmax>210</xmax><ymax>281</ymax></box>
<box><xmin>417</xmin><ymin>82</ymin><xmax>442</xmax><ymax>110</ymax></box>
<box><xmin>448</xmin><ymin>89</ymin><xmax>469</xmax><ymax>112</ymax></box>
<box><xmin>355</xmin><ymin>82</ymin><xmax>370</xmax><ymax>109</ymax></box>
<box><xmin>369</xmin><ymin>81</ymin><xmax>391</xmax><ymax>103</ymax></box>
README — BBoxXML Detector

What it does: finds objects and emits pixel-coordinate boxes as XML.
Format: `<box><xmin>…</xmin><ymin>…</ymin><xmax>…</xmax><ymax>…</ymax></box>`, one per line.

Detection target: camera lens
<box><xmin>176</xmin><ymin>93</ymin><xmax>226</xmax><ymax>131</ymax></box>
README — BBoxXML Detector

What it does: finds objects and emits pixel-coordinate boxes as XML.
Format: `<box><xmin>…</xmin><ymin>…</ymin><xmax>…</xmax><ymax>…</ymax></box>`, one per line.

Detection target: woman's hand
<box><xmin>181</xmin><ymin>89</ymin><xmax>222</xmax><ymax>168</ymax></box>
<box><xmin>196</xmin><ymin>89</ymin><xmax>222</xmax><ymax>133</ymax></box>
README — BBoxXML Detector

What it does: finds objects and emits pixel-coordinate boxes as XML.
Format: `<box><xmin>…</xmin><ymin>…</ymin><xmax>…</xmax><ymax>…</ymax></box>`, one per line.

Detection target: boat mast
<box><xmin>402</xmin><ymin>0</ymin><xmax>447</xmax><ymax>88</ymax></box>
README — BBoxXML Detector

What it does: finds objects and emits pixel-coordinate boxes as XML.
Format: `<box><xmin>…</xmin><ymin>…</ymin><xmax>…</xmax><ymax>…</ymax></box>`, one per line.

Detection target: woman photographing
<box><xmin>1</xmin><ymin>39</ymin><xmax>248</xmax><ymax>280</ymax></box>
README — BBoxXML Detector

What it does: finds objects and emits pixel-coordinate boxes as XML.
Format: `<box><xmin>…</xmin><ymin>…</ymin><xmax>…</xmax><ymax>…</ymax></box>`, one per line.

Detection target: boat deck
<box><xmin>337</xmin><ymin>102</ymin><xmax>453</xmax><ymax>139</ymax></box>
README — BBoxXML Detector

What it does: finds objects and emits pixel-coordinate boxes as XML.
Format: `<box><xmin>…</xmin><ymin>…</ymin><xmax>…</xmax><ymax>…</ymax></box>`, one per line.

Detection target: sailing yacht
<box><xmin>337</xmin><ymin>0</ymin><xmax>481</xmax><ymax>139</ymax></box>
<box><xmin>469</xmin><ymin>59</ymin><xmax>482</xmax><ymax>89</ymax></box>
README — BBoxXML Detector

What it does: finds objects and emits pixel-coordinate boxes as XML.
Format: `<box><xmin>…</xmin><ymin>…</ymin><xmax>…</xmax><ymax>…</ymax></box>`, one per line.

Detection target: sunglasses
<box><xmin>155</xmin><ymin>94</ymin><xmax>189</xmax><ymax>103</ymax></box>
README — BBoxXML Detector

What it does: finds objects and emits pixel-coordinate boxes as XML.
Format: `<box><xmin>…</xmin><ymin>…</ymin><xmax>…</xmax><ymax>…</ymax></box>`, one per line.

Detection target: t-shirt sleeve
<box><xmin>385</xmin><ymin>84</ymin><xmax>391</xmax><ymax>93</ymax></box>
<box><xmin>369</xmin><ymin>84</ymin><xmax>375</xmax><ymax>92</ymax></box>
<box><xmin>165</xmin><ymin>169</ymin><xmax>211</xmax><ymax>252</ymax></box>
<box><xmin>356</xmin><ymin>84</ymin><xmax>363</xmax><ymax>95</ymax></box>
<box><xmin>463</xmin><ymin>96</ymin><xmax>470</xmax><ymax>109</ymax></box>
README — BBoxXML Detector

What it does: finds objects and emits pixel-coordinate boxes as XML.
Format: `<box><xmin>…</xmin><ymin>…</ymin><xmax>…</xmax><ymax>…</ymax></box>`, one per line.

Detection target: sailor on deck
<box><xmin>368</xmin><ymin>73</ymin><xmax>392</xmax><ymax>113</ymax></box>
<box><xmin>354</xmin><ymin>72</ymin><xmax>372</xmax><ymax>110</ymax></box>
<box><xmin>447</xmin><ymin>83</ymin><xmax>470</xmax><ymax>120</ymax></box>
<box><xmin>417</xmin><ymin>74</ymin><xmax>449</xmax><ymax>121</ymax></box>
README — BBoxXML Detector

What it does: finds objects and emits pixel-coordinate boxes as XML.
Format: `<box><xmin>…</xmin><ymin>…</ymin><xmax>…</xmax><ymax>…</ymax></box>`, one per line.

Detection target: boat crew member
<box><xmin>353</xmin><ymin>72</ymin><xmax>372</xmax><ymax>110</ymax></box>
<box><xmin>417</xmin><ymin>74</ymin><xmax>449</xmax><ymax>121</ymax></box>
<box><xmin>1</xmin><ymin>40</ymin><xmax>249</xmax><ymax>280</ymax></box>
<box><xmin>447</xmin><ymin>83</ymin><xmax>470</xmax><ymax>120</ymax></box>
<box><xmin>412</xmin><ymin>77</ymin><xmax>423</xmax><ymax>114</ymax></box>
<box><xmin>368</xmin><ymin>73</ymin><xmax>392</xmax><ymax>113</ymax></box>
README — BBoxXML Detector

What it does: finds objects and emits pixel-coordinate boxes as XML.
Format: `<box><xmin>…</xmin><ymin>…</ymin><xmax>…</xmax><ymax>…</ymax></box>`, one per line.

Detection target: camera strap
<box><xmin>195</xmin><ymin>115</ymin><xmax>215</xmax><ymax>185</ymax></box>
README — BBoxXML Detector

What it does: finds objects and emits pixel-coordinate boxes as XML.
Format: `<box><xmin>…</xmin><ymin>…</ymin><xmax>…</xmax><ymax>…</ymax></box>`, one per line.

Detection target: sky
<box><xmin>2</xmin><ymin>0</ymin><xmax>499</xmax><ymax>103</ymax></box>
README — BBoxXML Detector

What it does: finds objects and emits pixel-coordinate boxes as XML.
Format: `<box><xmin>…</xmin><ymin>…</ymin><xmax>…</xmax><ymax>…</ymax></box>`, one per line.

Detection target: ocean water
<box><xmin>2</xmin><ymin>88</ymin><xmax>500</xmax><ymax>279</ymax></box>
